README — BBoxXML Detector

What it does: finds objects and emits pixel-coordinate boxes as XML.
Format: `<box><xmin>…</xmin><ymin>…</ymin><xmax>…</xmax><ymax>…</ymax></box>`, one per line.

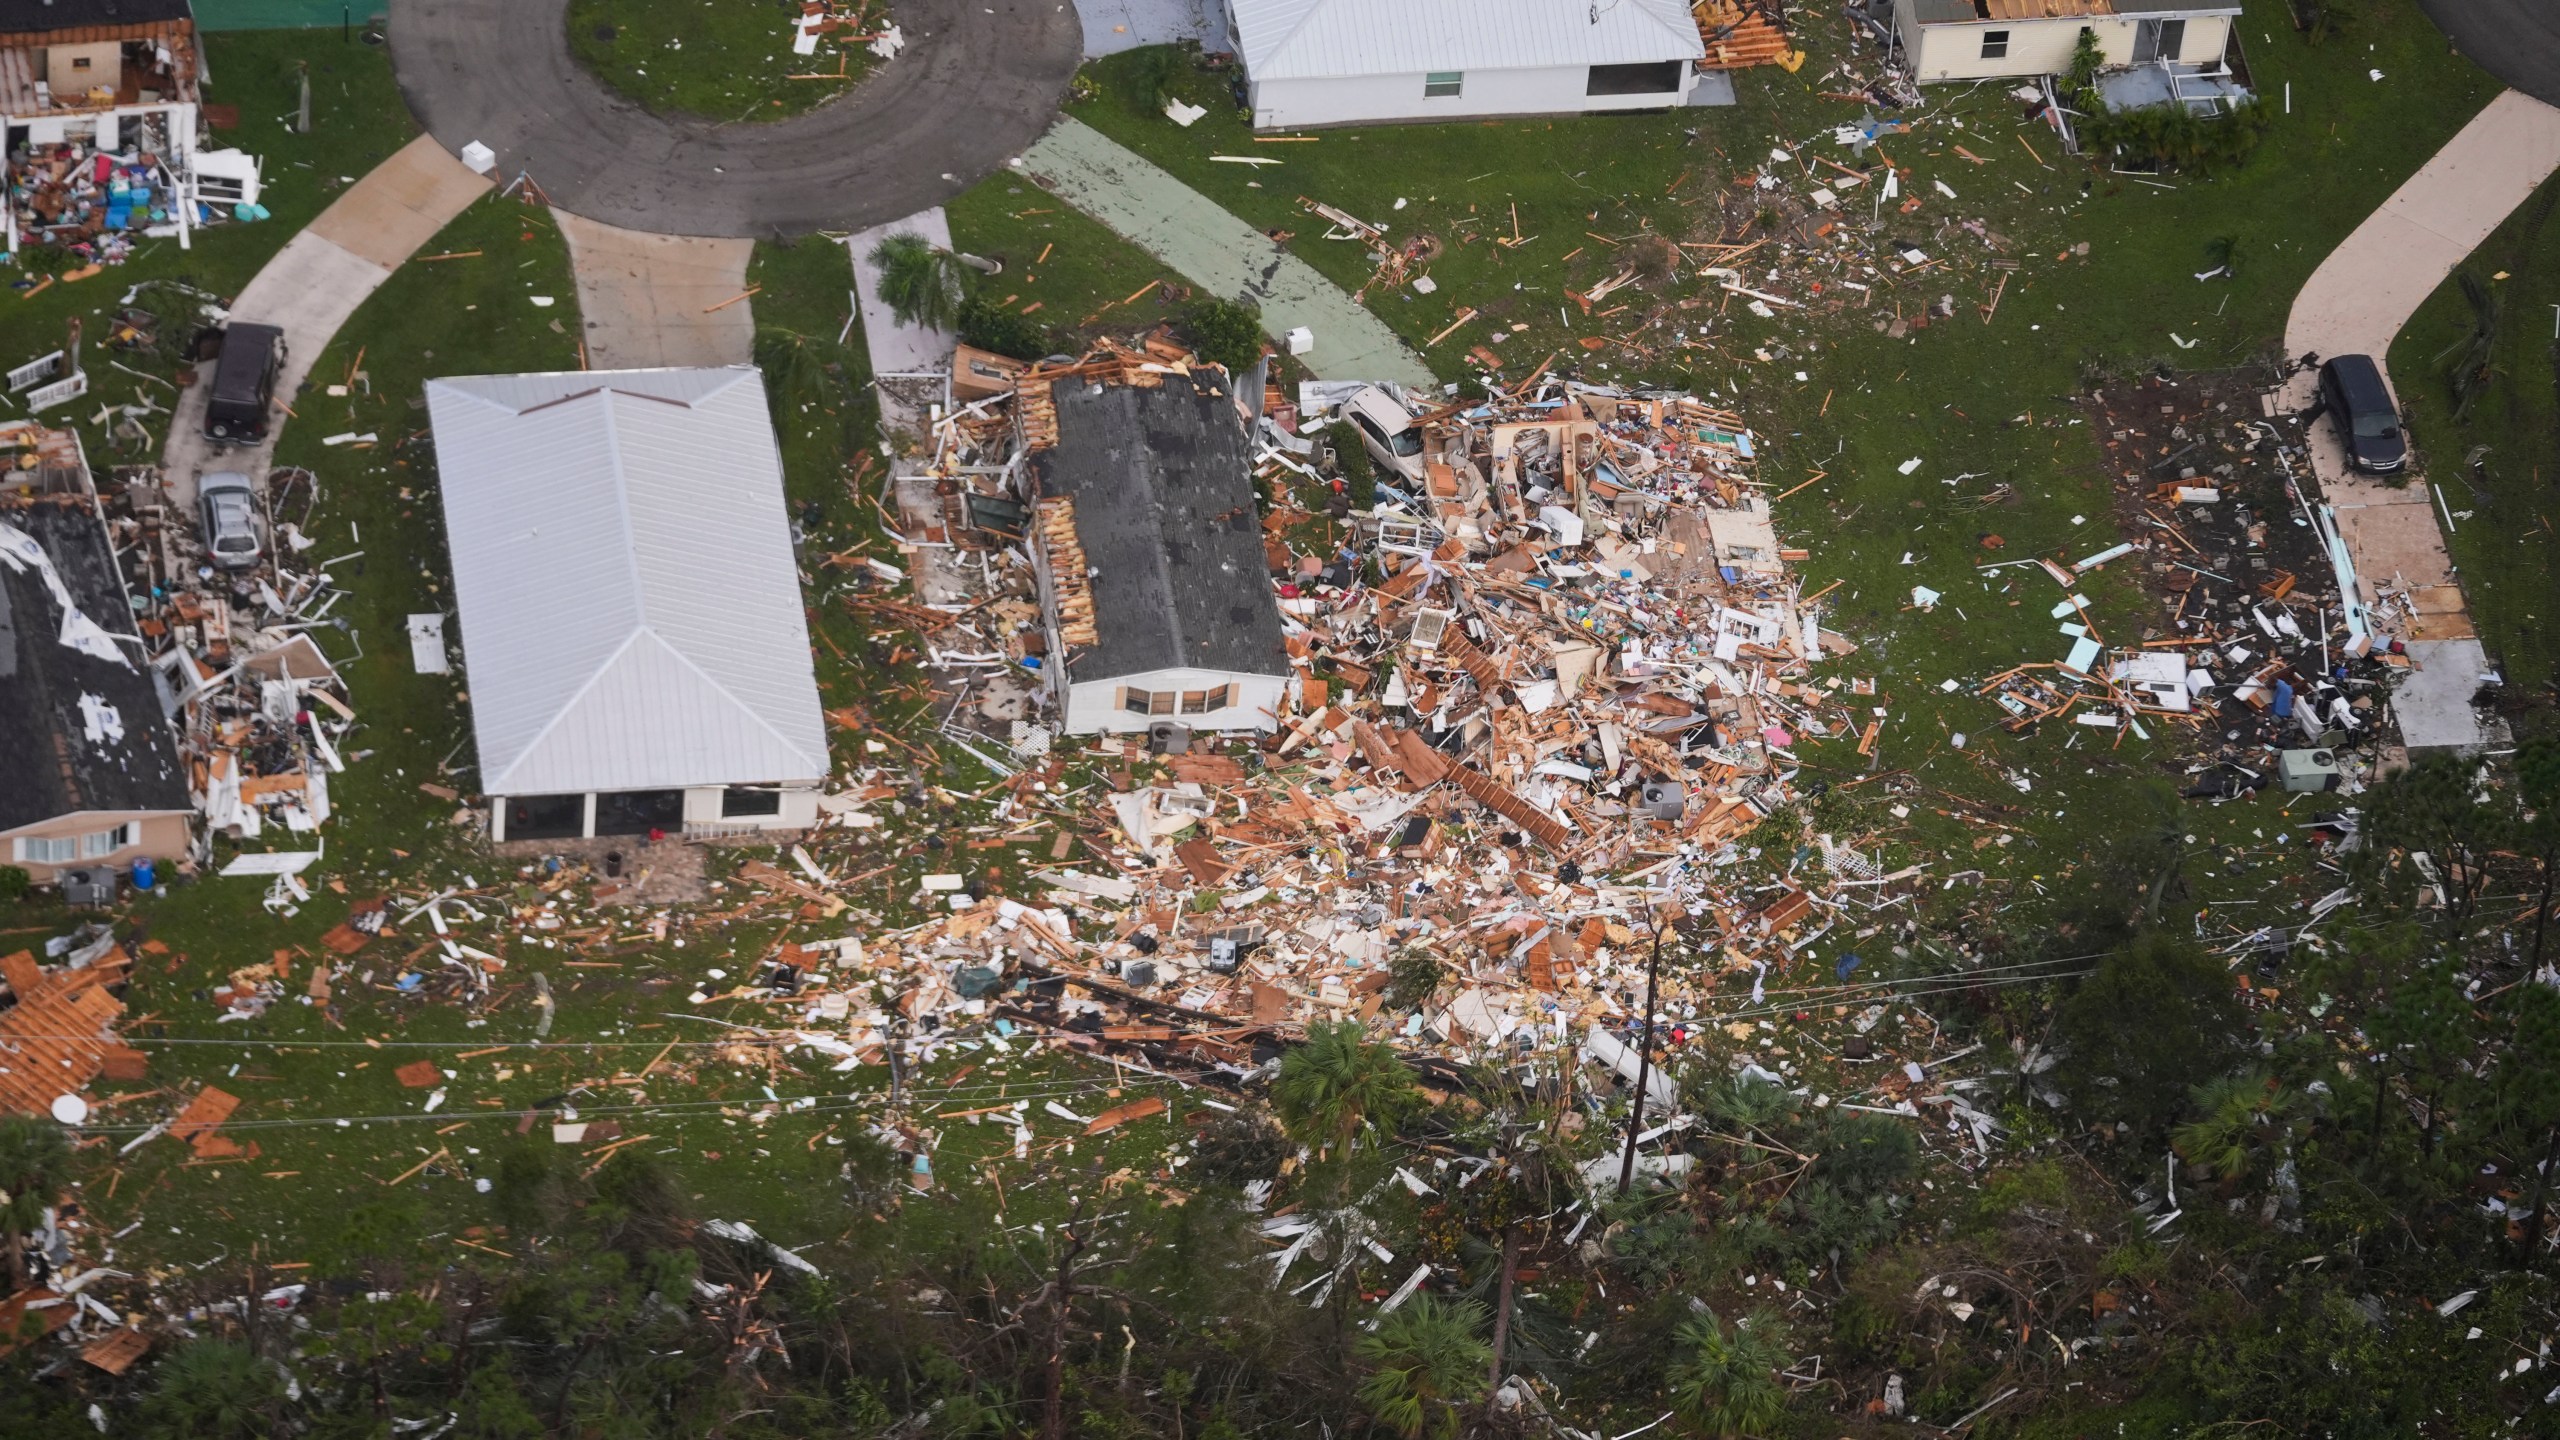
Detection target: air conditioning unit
<box><xmin>2279</xmin><ymin>748</ymin><xmax>2341</xmax><ymax>793</ymax></box>
<box><xmin>1147</xmin><ymin>721</ymin><xmax>1191</xmax><ymax>755</ymax></box>
<box><xmin>1640</xmin><ymin>781</ymin><xmax>1688</xmax><ymax>821</ymax></box>
<box><xmin>59</xmin><ymin>868</ymin><xmax>120</xmax><ymax>906</ymax></box>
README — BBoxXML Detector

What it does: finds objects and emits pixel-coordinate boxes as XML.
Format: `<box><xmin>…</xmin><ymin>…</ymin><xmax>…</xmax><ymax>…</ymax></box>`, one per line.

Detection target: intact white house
<box><xmin>425</xmin><ymin>367</ymin><xmax>832</xmax><ymax>843</ymax></box>
<box><xmin>1028</xmin><ymin>369</ymin><xmax>1292</xmax><ymax>736</ymax></box>
<box><xmin>1228</xmin><ymin>0</ymin><xmax>1717</xmax><ymax>131</ymax></box>
<box><xmin>1893</xmin><ymin>0</ymin><xmax>2241</xmax><ymax>91</ymax></box>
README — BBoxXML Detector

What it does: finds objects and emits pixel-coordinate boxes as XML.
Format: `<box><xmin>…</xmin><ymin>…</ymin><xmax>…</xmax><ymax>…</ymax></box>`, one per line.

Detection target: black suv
<box><xmin>2316</xmin><ymin>354</ymin><xmax>2407</xmax><ymax>475</ymax></box>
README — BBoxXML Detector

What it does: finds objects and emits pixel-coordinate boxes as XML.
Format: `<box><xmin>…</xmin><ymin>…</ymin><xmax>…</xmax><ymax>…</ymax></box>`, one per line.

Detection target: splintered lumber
<box><xmin>1036</xmin><ymin>497</ymin><xmax>1100</xmax><ymax>645</ymax></box>
<box><xmin>1014</xmin><ymin>376</ymin><xmax>1060</xmax><ymax>451</ymax></box>
<box><xmin>0</xmin><ymin>959</ymin><xmax>123</xmax><ymax>1118</ymax></box>
<box><xmin>1425</xmin><ymin>308</ymin><xmax>1480</xmax><ymax>348</ymax></box>
<box><xmin>1437</xmin><ymin>631</ymin><xmax>1507</xmax><ymax>694</ymax></box>
<box><xmin>1448</xmin><ymin>764</ymin><xmax>1572</xmax><ymax>850</ymax></box>
<box><xmin>1083</xmin><ymin>1095</ymin><xmax>1167</xmax><ymax>1135</ymax></box>
<box><xmin>169</xmin><ymin>1085</ymin><xmax>240</xmax><ymax>1154</ymax></box>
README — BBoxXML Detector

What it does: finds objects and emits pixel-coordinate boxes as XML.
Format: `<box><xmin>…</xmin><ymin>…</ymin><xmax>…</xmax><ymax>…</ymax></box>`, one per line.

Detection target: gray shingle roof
<box><xmin>1034</xmin><ymin>375</ymin><xmax>1290</xmax><ymax>685</ymax></box>
<box><xmin>0</xmin><ymin>503</ymin><xmax>188</xmax><ymax>833</ymax></box>
<box><xmin>425</xmin><ymin>368</ymin><xmax>829</xmax><ymax>798</ymax></box>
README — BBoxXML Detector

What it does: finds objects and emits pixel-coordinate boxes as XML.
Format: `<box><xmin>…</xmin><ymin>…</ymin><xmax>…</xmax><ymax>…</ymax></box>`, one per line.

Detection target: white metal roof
<box><xmin>425</xmin><ymin>367</ymin><xmax>830</xmax><ymax>798</ymax></box>
<box><xmin>1231</xmin><ymin>0</ymin><xmax>1703</xmax><ymax>81</ymax></box>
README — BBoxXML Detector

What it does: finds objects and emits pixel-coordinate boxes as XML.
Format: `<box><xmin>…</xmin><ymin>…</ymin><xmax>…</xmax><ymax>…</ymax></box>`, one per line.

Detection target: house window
<box><xmin>1123</xmin><ymin>687</ymin><xmax>1154</xmax><ymax>716</ymax></box>
<box><xmin>721</xmin><ymin>787</ymin><xmax>783</xmax><ymax>819</ymax></box>
<box><xmin>1150</xmin><ymin>691</ymin><xmax>1176</xmax><ymax>716</ymax></box>
<box><xmin>505</xmin><ymin>794</ymin><xmax>585</xmax><ymax>841</ymax></box>
<box><xmin>1181</xmin><ymin>685</ymin><xmax>1234</xmax><ymax>715</ymax></box>
<box><xmin>1586</xmin><ymin>61</ymin><xmax>1684</xmax><ymax>96</ymax></box>
<box><xmin>1980</xmin><ymin>29</ymin><xmax>2010</xmax><ymax>59</ymax></box>
<box><xmin>81</xmin><ymin>824</ymin><xmax>135</xmax><ymax>858</ymax></box>
<box><xmin>1423</xmin><ymin>71</ymin><xmax>1463</xmax><ymax>98</ymax></box>
<box><xmin>14</xmin><ymin>836</ymin><xmax>78</xmax><ymax>865</ymax></box>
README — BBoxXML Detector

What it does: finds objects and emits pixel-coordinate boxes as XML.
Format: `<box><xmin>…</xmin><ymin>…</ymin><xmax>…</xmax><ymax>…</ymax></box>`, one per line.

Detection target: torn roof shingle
<box><xmin>0</xmin><ymin>503</ymin><xmax>189</xmax><ymax>834</ymax></box>
<box><xmin>1034</xmin><ymin>375</ymin><xmax>1290</xmax><ymax>686</ymax></box>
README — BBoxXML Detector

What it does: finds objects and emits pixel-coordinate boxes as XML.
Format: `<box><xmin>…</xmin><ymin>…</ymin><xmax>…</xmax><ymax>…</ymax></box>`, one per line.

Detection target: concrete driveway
<box><xmin>556</xmin><ymin>214</ymin><xmax>756</xmax><ymax>369</ymax></box>
<box><xmin>2419</xmin><ymin>0</ymin><xmax>2560</xmax><ymax>109</ymax></box>
<box><xmin>161</xmin><ymin>135</ymin><xmax>490</xmax><ymax>506</ymax></box>
<box><xmin>390</xmin><ymin>0</ymin><xmax>1081</xmax><ymax>238</ymax></box>
<box><xmin>2274</xmin><ymin>88</ymin><xmax>2560</xmax><ymax>753</ymax></box>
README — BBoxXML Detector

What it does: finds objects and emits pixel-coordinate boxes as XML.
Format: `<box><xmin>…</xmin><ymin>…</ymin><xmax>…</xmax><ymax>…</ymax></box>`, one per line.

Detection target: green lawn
<box><xmin>566</xmin><ymin>0</ymin><xmax>883</xmax><ymax>123</ymax></box>
<box><xmin>1049</xmin><ymin>0</ymin><xmax>2495</xmax><ymax>898</ymax></box>
<box><xmin>7</xmin><ymin>30</ymin><xmax>413</xmax><ymax>469</ymax></box>
<box><xmin>943</xmin><ymin>176</ymin><xmax>1189</xmax><ymax>351</ymax></box>
<box><xmin>2389</xmin><ymin>172</ymin><xmax>2560</xmax><ymax>698</ymax></box>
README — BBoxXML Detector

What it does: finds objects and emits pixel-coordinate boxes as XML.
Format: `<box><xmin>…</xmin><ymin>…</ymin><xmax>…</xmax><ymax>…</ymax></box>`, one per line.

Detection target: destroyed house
<box><xmin>1893</xmin><ymin>0</ymin><xmax>2248</xmax><ymax>112</ymax></box>
<box><xmin>0</xmin><ymin>497</ymin><xmax>191</xmax><ymax>885</ymax></box>
<box><xmin>1227</xmin><ymin>0</ymin><xmax>1715</xmax><ymax>131</ymax></box>
<box><xmin>425</xmin><ymin>367</ymin><xmax>831</xmax><ymax>842</ymax></box>
<box><xmin>2</xmin><ymin>0</ymin><xmax>213</xmax><ymax>254</ymax></box>
<box><xmin>1027</xmin><ymin>369</ymin><xmax>1292</xmax><ymax>735</ymax></box>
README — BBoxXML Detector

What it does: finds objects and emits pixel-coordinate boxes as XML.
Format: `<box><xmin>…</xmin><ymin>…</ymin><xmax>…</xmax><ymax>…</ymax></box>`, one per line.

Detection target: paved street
<box><xmin>389</xmin><ymin>0</ymin><xmax>1080</xmax><ymax>238</ymax></box>
<box><xmin>2419</xmin><ymin>0</ymin><xmax>2560</xmax><ymax>109</ymax></box>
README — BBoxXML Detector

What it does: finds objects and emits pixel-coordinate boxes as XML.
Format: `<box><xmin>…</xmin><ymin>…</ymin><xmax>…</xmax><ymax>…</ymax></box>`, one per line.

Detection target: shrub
<box><xmin>955</xmin><ymin>294</ymin><xmax>1057</xmax><ymax>362</ymax></box>
<box><xmin>0</xmin><ymin>866</ymin><xmax>27</xmax><ymax>903</ymax></box>
<box><xmin>1179</xmin><ymin>294</ymin><xmax>1265</xmax><ymax>373</ymax></box>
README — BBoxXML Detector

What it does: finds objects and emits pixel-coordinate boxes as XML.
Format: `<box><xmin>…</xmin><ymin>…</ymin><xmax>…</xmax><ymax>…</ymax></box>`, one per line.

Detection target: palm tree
<box><xmin>1355</xmin><ymin>1295</ymin><xmax>1493</xmax><ymax>1440</ymax></box>
<box><xmin>138</xmin><ymin>1338</ymin><xmax>287</xmax><ymax>1440</ymax></box>
<box><xmin>1272</xmin><ymin>1019</ymin><xmax>1421</xmax><ymax>1155</ymax></box>
<box><xmin>1668</xmin><ymin>1307</ymin><xmax>1790</xmax><ymax>1437</ymax></box>
<box><xmin>2173</xmin><ymin>1071</ymin><xmax>2296</xmax><ymax>1185</ymax></box>
<box><xmin>869</xmin><ymin>232</ymin><xmax>967</xmax><ymax>332</ymax></box>
<box><xmin>0</xmin><ymin>1115</ymin><xmax>71</xmax><ymax>1289</ymax></box>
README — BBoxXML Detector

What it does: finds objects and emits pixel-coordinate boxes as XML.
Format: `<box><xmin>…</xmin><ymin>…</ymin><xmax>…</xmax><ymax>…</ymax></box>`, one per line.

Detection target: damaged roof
<box><xmin>1230</xmin><ymin>0</ymin><xmax>1703</xmax><ymax>82</ymax></box>
<box><xmin>1033</xmin><ymin>373</ymin><xmax>1290</xmax><ymax>685</ymax></box>
<box><xmin>425</xmin><ymin>367</ymin><xmax>829</xmax><ymax>798</ymax></box>
<box><xmin>0</xmin><ymin>503</ymin><xmax>189</xmax><ymax>834</ymax></box>
<box><xmin>0</xmin><ymin>0</ymin><xmax>193</xmax><ymax>34</ymax></box>
<box><xmin>1906</xmin><ymin>0</ymin><xmax>2237</xmax><ymax>22</ymax></box>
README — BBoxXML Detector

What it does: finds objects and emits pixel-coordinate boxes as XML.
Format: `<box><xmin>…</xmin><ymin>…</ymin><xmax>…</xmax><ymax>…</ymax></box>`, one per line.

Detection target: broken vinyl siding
<box><xmin>1064</xmin><ymin>667</ymin><xmax>1290</xmax><ymax>736</ymax></box>
<box><xmin>1249</xmin><ymin>63</ymin><xmax>1699</xmax><ymax>130</ymax></box>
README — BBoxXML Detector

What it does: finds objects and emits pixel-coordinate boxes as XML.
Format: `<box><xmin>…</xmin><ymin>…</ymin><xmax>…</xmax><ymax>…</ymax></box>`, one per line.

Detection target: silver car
<box><xmin>198</xmin><ymin>471</ymin><xmax>261</xmax><ymax>570</ymax></box>
<box><xmin>1341</xmin><ymin>386</ymin><xmax>1428</xmax><ymax>486</ymax></box>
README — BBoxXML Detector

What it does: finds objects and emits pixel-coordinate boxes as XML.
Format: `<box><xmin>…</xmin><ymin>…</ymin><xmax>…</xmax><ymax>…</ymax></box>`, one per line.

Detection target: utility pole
<box><xmin>1617</xmin><ymin>913</ymin><xmax>1679</xmax><ymax>1193</ymax></box>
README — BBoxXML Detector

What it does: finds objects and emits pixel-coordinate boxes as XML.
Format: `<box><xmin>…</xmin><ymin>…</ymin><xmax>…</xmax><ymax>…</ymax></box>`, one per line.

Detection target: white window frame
<box><xmin>81</xmin><ymin>824</ymin><xmax>134</xmax><ymax>858</ymax></box>
<box><xmin>15</xmin><ymin>835</ymin><xmax>78</xmax><ymax>864</ymax></box>
<box><xmin>1423</xmin><ymin>71</ymin><xmax>1463</xmax><ymax>98</ymax></box>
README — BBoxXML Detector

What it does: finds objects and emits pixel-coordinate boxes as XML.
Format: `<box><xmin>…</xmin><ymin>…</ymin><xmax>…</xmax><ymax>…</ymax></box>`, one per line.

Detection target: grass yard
<box><xmin>566</xmin><ymin>0</ymin><xmax>884</xmax><ymax>123</ymax></box>
<box><xmin>943</xmin><ymin>177</ymin><xmax>1190</xmax><ymax>351</ymax></box>
<box><xmin>2389</xmin><ymin>172</ymin><xmax>2560</xmax><ymax>700</ymax></box>
<box><xmin>6</xmin><ymin>30</ymin><xmax>413</xmax><ymax>467</ymax></box>
<box><xmin>43</xmin><ymin>207</ymin><xmax>1158</xmax><ymax>1278</ymax></box>
<box><xmin>1048</xmin><ymin>0</ymin><xmax>2497</xmax><ymax>915</ymax></box>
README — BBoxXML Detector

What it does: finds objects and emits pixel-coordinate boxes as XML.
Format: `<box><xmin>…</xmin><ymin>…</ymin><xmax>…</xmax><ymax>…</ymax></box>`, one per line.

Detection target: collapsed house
<box><xmin>0</xmin><ymin>427</ymin><xmax>190</xmax><ymax>888</ymax></box>
<box><xmin>425</xmin><ymin>367</ymin><xmax>831</xmax><ymax>843</ymax></box>
<box><xmin>1026</xmin><ymin>362</ymin><xmax>1294</xmax><ymax>735</ymax></box>
<box><xmin>1</xmin><ymin>0</ymin><xmax>261</xmax><ymax>261</ymax></box>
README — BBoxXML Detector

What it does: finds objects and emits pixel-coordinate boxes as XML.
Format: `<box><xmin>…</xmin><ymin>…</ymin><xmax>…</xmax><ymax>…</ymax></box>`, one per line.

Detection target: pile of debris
<box><xmin>103</xmin><ymin>463</ymin><xmax>361</xmax><ymax>865</ymax></box>
<box><xmin>1973</xmin><ymin>371</ymin><xmax>2388</xmax><ymax>802</ymax></box>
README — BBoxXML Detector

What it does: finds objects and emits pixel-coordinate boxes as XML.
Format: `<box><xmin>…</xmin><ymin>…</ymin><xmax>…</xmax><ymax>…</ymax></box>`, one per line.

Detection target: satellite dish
<box><xmin>50</xmin><ymin>1094</ymin><xmax>89</xmax><ymax>1126</ymax></box>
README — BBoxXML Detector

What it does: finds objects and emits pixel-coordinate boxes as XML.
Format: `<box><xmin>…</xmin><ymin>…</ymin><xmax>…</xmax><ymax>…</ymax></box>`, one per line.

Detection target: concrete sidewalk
<box><xmin>162</xmin><ymin>135</ymin><xmax>491</xmax><ymax>503</ymax></box>
<box><xmin>557</xmin><ymin>213</ymin><xmax>755</xmax><ymax>370</ymax></box>
<box><xmin>1015</xmin><ymin>117</ymin><xmax>1435</xmax><ymax>387</ymax></box>
<box><xmin>845</xmin><ymin>209</ymin><xmax>962</xmax><ymax>438</ymax></box>
<box><xmin>2276</xmin><ymin>88</ymin><xmax>2560</xmax><ymax>754</ymax></box>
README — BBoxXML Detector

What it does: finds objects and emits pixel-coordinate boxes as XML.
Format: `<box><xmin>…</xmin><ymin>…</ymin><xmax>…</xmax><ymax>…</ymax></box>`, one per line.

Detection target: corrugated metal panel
<box><xmin>426</xmin><ymin>367</ymin><xmax>829</xmax><ymax>798</ymax></box>
<box><xmin>1231</xmin><ymin>0</ymin><xmax>1702</xmax><ymax>81</ymax></box>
